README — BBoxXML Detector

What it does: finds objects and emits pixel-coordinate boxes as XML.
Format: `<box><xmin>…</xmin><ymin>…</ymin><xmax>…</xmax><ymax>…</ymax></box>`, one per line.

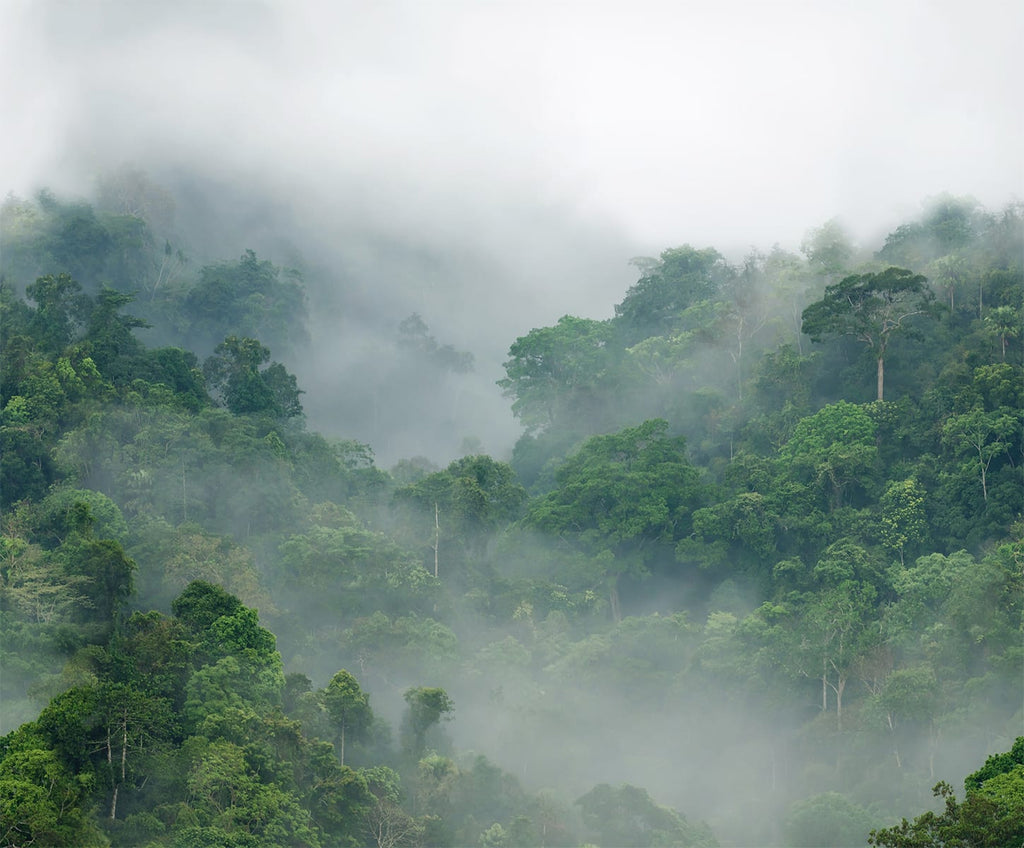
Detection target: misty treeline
<box><xmin>0</xmin><ymin>178</ymin><xmax>1021</xmax><ymax>848</ymax></box>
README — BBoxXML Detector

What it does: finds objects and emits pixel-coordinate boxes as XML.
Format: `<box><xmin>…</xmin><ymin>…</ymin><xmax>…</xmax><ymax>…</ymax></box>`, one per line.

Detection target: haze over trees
<box><xmin>1</xmin><ymin>182</ymin><xmax>1022</xmax><ymax>847</ymax></box>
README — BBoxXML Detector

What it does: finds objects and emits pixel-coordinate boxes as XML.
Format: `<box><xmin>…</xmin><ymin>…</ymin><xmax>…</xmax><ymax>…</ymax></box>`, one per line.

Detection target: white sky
<box><xmin>1</xmin><ymin>0</ymin><xmax>1021</xmax><ymax>252</ymax></box>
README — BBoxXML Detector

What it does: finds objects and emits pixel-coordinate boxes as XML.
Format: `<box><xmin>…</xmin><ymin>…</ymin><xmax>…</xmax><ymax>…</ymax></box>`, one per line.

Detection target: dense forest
<box><xmin>1</xmin><ymin>180</ymin><xmax>1021</xmax><ymax>847</ymax></box>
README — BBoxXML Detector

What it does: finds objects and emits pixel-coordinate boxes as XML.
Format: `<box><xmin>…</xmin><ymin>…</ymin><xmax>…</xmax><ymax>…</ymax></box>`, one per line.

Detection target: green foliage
<box><xmin>525</xmin><ymin>419</ymin><xmax>703</xmax><ymax>619</ymax></box>
<box><xmin>0</xmin><ymin>729</ymin><xmax>108</xmax><ymax>847</ymax></box>
<box><xmin>802</xmin><ymin>266</ymin><xmax>936</xmax><ymax>399</ymax></box>
<box><xmin>276</xmin><ymin>512</ymin><xmax>435</xmax><ymax>622</ymax></box>
<box><xmin>203</xmin><ymin>335</ymin><xmax>303</xmax><ymax>419</ymax></box>
<box><xmin>576</xmin><ymin>783</ymin><xmax>717</xmax><ymax>847</ymax></box>
<box><xmin>784</xmin><ymin>792</ymin><xmax>874</xmax><ymax>847</ymax></box>
<box><xmin>877</xmin><ymin>478</ymin><xmax>927</xmax><ymax>563</ymax></box>
<box><xmin>614</xmin><ymin>246</ymin><xmax>729</xmax><ymax>344</ymax></box>
<box><xmin>402</xmin><ymin>687</ymin><xmax>454</xmax><ymax>756</ymax></box>
<box><xmin>184</xmin><ymin>250</ymin><xmax>309</xmax><ymax>357</ymax></box>
<box><xmin>527</xmin><ymin>419</ymin><xmax>700</xmax><ymax>553</ymax></box>
<box><xmin>779</xmin><ymin>400</ymin><xmax>880</xmax><ymax>512</ymax></box>
<box><xmin>870</xmin><ymin>739</ymin><xmax>1024</xmax><ymax>847</ymax></box>
<box><xmin>3</xmin><ymin>186</ymin><xmax>1024</xmax><ymax>848</ymax></box>
<box><xmin>499</xmin><ymin>315</ymin><xmax>618</xmax><ymax>434</ymax></box>
<box><xmin>25</xmin><ymin>272</ymin><xmax>89</xmax><ymax>354</ymax></box>
<box><xmin>322</xmin><ymin>669</ymin><xmax>373</xmax><ymax>765</ymax></box>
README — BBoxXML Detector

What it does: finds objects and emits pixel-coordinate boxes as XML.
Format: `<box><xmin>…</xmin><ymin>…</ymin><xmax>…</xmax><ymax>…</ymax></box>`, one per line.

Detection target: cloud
<box><xmin>4</xmin><ymin>0</ymin><xmax>1020</xmax><ymax>249</ymax></box>
<box><xmin>2</xmin><ymin>0</ymin><xmax>1020</xmax><ymax>461</ymax></box>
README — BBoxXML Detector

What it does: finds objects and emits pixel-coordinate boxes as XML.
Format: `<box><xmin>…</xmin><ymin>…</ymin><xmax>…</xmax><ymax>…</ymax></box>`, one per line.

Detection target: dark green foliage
<box><xmin>322</xmin><ymin>670</ymin><xmax>373</xmax><ymax>765</ymax></box>
<box><xmin>171</xmin><ymin>580</ymin><xmax>243</xmax><ymax>633</ymax></box>
<box><xmin>3</xmin><ymin>186</ymin><xmax>1023</xmax><ymax>848</ymax></box>
<box><xmin>801</xmin><ymin>266</ymin><xmax>936</xmax><ymax>400</ymax></box>
<box><xmin>203</xmin><ymin>335</ymin><xmax>303</xmax><ymax>418</ymax></box>
<box><xmin>393</xmin><ymin>454</ymin><xmax>527</xmax><ymax>577</ymax></box>
<box><xmin>869</xmin><ymin>739</ymin><xmax>1024</xmax><ymax>847</ymax></box>
<box><xmin>614</xmin><ymin>246</ymin><xmax>729</xmax><ymax>344</ymax></box>
<box><xmin>184</xmin><ymin>249</ymin><xmax>309</xmax><ymax>357</ymax></box>
<box><xmin>402</xmin><ymin>687</ymin><xmax>454</xmax><ymax>756</ymax></box>
<box><xmin>0</xmin><ymin>727</ymin><xmax>108</xmax><ymax>846</ymax></box>
<box><xmin>963</xmin><ymin>736</ymin><xmax>1024</xmax><ymax>792</ymax></box>
<box><xmin>499</xmin><ymin>315</ymin><xmax>618</xmax><ymax>434</ymax></box>
<box><xmin>25</xmin><ymin>273</ymin><xmax>89</xmax><ymax>354</ymax></box>
<box><xmin>81</xmin><ymin>287</ymin><xmax>149</xmax><ymax>381</ymax></box>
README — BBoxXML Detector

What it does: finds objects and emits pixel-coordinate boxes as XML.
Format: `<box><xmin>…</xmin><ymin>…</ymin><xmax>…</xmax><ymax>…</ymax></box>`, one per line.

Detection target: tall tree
<box><xmin>801</xmin><ymin>267</ymin><xmax>935</xmax><ymax>400</ymax></box>
<box><xmin>524</xmin><ymin>419</ymin><xmax>703</xmax><ymax>621</ymax></box>
<box><xmin>498</xmin><ymin>315</ymin><xmax>616</xmax><ymax>434</ymax></box>
<box><xmin>614</xmin><ymin>245</ymin><xmax>729</xmax><ymax>345</ymax></box>
<box><xmin>402</xmin><ymin>687</ymin><xmax>453</xmax><ymax>757</ymax></box>
<box><xmin>203</xmin><ymin>335</ymin><xmax>303</xmax><ymax>418</ymax></box>
<box><xmin>322</xmin><ymin>670</ymin><xmax>373</xmax><ymax>767</ymax></box>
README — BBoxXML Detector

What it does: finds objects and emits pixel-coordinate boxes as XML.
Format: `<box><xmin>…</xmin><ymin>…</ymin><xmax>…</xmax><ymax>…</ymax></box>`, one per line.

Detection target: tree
<box><xmin>524</xmin><ymin>419</ymin><xmax>703</xmax><ymax>621</ymax></box>
<box><xmin>322</xmin><ymin>670</ymin><xmax>373</xmax><ymax>766</ymax></box>
<box><xmin>576</xmin><ymin>783</ymin><xmax>717</xmax><ymax>847</ymax></box>
<box><xmin>801</xmin><ymin>266</ymin><xmax>935</xmax><ymax>400</ymax></box>
<box><xmin>81</xmin><ymin>287</ymin><xmax>148</xmax><ymax>381</ymax></box>
<box><xmin>498</xmin><ymin>315</ymin><xmax>617</xmax><ymax>434</ymax></box>
<box><xmin>203</xmin><ymin>335</ymin><xmax>303</xmax><ymax>418</ymax></box>
<box><xmin>0</xmin><ymin>731</ymin><xmax>108</xmax><ymax>847</ymax></box>
<box><xmin>877</xmin><ymin>479</ymin><xmax>927</xmax><ymax>565</ymax></box>
<box><xmin>801</xmin><ymin>219</ymin><xmax>854</xmax><ymax>282</ymax></box>
<box><xmin>802</xmin><ymin>577</ymin><xmax>878</xmax><ymax>730</ymax></box>
<box><xmin>397</xmin><ymin>313</ymin><xmax>474</xmax><ymax>374</ymax></box>
<box><xmin>869</xmin><ymin>737</ymin><xmax>1024</xmax><ymax>847</ymax></box>
<box><xmin>393</xmin><ymin>455</ymin><xmax>526</xmax><ymax>576</ymax></box>
<box><xmin>942</xmin><ymin>406</ymin><xmax>1018</xmax><ymax>502</ymax></box>
<box><xmin>779</xmin><ymin>401</ymin><xmax>879</xmax><ymax>512</ymax></box>
<box><xmin>784</xmin><ymin>792</ymin><xmax>874</xmax><ymax>848</ymax></box>
<box><xmin>25</xmin><ymin>273</ymin><xmax>89</xmax><ymax>355</ymax></box>
<box><xmin>402</xmin><ymin>687</ymin><xmax>453</xmax><ymax>756</ymax></box>
<box><xmin>614</xmin><ymin>245</ymin><xmax>729</xmax><ymax>344</ymax></box>
<box><xmin>983</xmin><ymin>306</ymin><xmax>1022</xmax><ymax>362</ymax></box>
<box><xmin>184</xmin><ymin>249</ymin><xmax>309</xmax><ymax>357</ymax></box>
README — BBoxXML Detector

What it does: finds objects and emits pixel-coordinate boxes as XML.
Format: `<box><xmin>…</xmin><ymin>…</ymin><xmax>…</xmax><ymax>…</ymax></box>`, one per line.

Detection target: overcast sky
<box><xmin>2</xmin><ymin>0</ymin><xmax>1021</xmax><ymax>255</ymax></box>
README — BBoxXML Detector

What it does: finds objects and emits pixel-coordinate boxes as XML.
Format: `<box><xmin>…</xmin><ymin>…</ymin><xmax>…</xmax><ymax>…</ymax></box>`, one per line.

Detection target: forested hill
<box><xmin>0</xmin><ymin>186</ymin><xmax>1021</xmax><ymax>847</ymax></box>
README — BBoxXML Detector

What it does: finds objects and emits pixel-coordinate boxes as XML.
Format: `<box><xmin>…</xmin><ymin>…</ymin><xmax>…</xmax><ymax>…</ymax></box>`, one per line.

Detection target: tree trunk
<box><xmin>822</xmin><ymin>657</ymin><xmax>828</xmax><ymax>714</ymax></box>
<box><xmin>835</xmin><ymin>674</ymin><xmax>845</xmax><ymax>732</ymax></box>
<box><xmin>433</xmin><ymin>501</ymin><xmax>440</xmax><ymax>579</ymax></box>
<box><xmin>107</xmin><ymin>730</ymin><xmax>116</xmax><ymax>819</ymax></box>
<box><xmin>340</xmin><ymin>724</ymin><xmax>346</xmax><ymax>767</ymax></box>
<box><xmin>609</xmin><ymin>579</ymin><xmax>621</xmax><ymax>624</ymax></box>
<box><xmin>877</xmin><ymin>356</ymin><xmax>885</xmax><ymax>401</ymax></box>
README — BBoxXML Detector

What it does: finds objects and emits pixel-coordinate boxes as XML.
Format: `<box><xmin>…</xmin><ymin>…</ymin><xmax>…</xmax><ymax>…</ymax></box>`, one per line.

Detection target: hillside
<box><xmin>1</xmin><ymin>187</ymin><xmax>1021</xmax><ymax>847</ymax></box>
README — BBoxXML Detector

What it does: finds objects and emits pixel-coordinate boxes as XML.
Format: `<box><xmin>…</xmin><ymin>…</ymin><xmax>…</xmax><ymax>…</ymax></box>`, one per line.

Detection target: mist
<box><xmin>1</xmin><ymin>2</ymin><xmax>1022</xmax><ymax>846</ymax></box>
<box><xmin>3</xmin><ymin>0</ymin><xmax>1021</xmax><ymax>464</ymax></box>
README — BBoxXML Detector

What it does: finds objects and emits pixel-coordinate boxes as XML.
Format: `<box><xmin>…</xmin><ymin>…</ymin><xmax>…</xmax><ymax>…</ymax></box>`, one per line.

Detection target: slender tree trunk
<box><xmin>822</xmin><ymin>657</ymin><xmax>828</xmax><ymax>714</ymax></box>
<box><xmin>107</xmin><ymin>730</ymin><xmax>117</xmax><ymax>819</ymax></box>
<box><xmin>877</xmin><ymin>356</ymin><xmax>885</xmax><ymax>401</ymax></box>
<box><xmin>836</xmin><ymin>675</ymin><xmax>845</xmax><ymax>732</ymax></box>
<box><xmin>433</xmin><ymin>501</ymin><xmax>440</xmax><ymax>578</ymax></box>
<box><xmin>340</xmin><ymin>724</ymin><xmax>346</xmax><ymax>767</ymax></box>
<box><xmin>609</xmin><ymin>579</ymin><xmax>621</xmax><ymax>624</ymax></box>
